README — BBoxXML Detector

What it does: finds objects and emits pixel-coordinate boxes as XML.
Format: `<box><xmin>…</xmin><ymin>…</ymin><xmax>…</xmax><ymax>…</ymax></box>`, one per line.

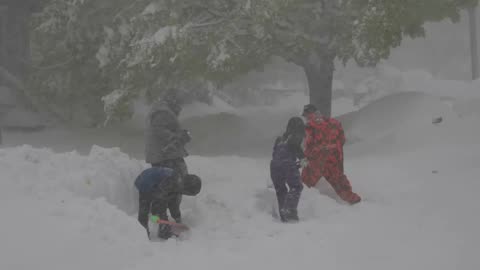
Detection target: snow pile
<box><xmin>0</xmin><ymin>145</ymin><xmax>144</xmax><ymax>214</ymax></box>
<box><xmin>0</xmin><ymin>146</ymin><xmax>152</xmax><ymax>270</ymax></box>
<box><xmin>402</xmin><ymin>69</ymin><xmax>480</xmax><ymax>99</ymax></box>
<box><xmin>1</xmin><ymin>142</ymin><xmax>479</xmax><ymax>269</ymax></box>
<box><xmin>452</xmin><ymin>97</ymin><xmax>480</xmax><ymax>118</ymax></box>
<box><xmin>340</xmin><ymin>91</ymin><xmax>480</xmax><ymax>157</ymax></box>
<box><xmin>344</xmin><ymin>92</ymin><xmax>451</xmax><ymax>144</ymax></box>
<box><xmin>352</xmin><ymin>64</ymin><xmax>480</xmax><ymax>108</ymax></box>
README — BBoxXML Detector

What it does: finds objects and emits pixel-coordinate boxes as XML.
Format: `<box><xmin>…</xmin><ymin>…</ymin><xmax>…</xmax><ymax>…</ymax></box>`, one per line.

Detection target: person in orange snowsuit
<box><xmin>301</xmin><ymin>104</ymin><xmax>361</xmax><ymax>204</ymax></box>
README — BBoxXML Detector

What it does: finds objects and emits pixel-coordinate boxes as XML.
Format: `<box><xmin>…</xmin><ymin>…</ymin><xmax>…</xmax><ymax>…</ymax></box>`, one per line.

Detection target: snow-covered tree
<box><xmin>245</xmin><ymin>0</ymin><xmax>479</xmax><ymax>116</ymax></box>
<box><xmin>99</xmin><ymin>0</ymin><xmax>268</xmax><ymax>123</ymax></box>
<box><xmin>29</xmin><ymin>0</ymin><xmax>478</xmax><ymax>124</ymax></box>
<box><xmin>28</xmin><ymin>0</ymin><xmax>130</xmax><ymax>125</ymax></box>
<box><xmin>29</xmin><ymin>0</ymin><xmax>267</xmax><ymax>124</ymax></box>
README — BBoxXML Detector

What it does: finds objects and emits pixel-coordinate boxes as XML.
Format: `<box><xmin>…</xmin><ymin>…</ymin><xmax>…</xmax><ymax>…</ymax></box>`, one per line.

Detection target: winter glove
<box><xmin>157</xmin><ymin>224</ymin><xmax>173</xmax><ymax>239</ymax></box>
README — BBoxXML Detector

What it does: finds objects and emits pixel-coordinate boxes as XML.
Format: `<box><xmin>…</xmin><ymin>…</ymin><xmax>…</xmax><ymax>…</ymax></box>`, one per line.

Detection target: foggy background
<box><xmin>1</xmin><ymin>7</ymin><xmax>479</xmax><ymax>158</ymax></box>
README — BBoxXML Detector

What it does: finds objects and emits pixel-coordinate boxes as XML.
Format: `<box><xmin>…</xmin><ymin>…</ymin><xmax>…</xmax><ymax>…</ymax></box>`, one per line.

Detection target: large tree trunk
<box><xmin>302</xmin><ymin>52</ymin><xmax>335</xmax><ymax>117</ymax></box>
<box><xmin>9</xmin><ymin>4</ymin><xmax>30</xmax><ymax>80</ymax></box>
<box><xmin>0</xmin><ymin>5</ymin><xmax>7</xmax><ymax>82</ymax></box>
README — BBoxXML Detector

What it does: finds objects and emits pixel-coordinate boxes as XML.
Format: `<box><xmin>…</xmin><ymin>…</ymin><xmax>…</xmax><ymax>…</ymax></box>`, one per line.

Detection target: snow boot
<box><xmin>279</xmin><ymin>208</ymin><xmax>287</xmax><ymax>222</ymax></box>
<box><xmin>280</xmin><ymin>208</ymin><xmax>299</xmax><ymax>223</ymax></box>
<box><xmin>339</xmin><ymin>191</ymin><xmax>361</xmax><ymax>205</ymax></box>
<box><xmin>157</xmin><ymin>224</ymin><xmax>173</xmax><ymax>239</ymax></box>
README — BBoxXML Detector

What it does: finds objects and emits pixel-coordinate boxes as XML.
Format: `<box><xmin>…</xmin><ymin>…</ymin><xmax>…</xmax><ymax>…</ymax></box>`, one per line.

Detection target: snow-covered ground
<box><xmin>1</xmin><ymin>69</ymin><xmax>480</xmax><ymax>270</ymax></box>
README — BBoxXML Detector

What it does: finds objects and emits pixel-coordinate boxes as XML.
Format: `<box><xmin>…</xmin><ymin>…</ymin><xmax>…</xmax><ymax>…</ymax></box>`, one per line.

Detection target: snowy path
<box><xmin>1</xmin><ymin>143</ymin><xmax>478</xmax><ymax>270</ymax></box>
<box><xmin>141</xmin><ymin>146</ymin><xmax>480</xmax><ymax>270</ymax></box>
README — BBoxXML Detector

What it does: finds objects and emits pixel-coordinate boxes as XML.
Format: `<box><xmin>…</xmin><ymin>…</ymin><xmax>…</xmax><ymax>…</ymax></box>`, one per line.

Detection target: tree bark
<box><xmin>0</xmin><ymin>6</ymin><xmax>7</xmax><ymax>82</ymax></box>
<box><xmin>469</xmin><ymin>6</ymin><xmax>479</xmax><ymax>80</ymax></box>
<box><xmin>302</xmin><ymin>52</ymin><xmax>335</xmax><ymax>117</ymax></box>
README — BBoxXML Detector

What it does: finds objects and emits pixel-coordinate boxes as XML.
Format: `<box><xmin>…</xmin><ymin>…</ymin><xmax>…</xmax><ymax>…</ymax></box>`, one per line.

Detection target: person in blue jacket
<box><xmin>134</xmin><ymin>167</ymin><xmax>201</xmax><ymax>239</ymax></box>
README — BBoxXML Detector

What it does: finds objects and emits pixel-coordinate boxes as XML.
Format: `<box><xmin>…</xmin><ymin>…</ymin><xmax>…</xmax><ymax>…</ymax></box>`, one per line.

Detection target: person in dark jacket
<box><xmin>145</xmin><ymin>90</ymin><xmax>191</xmax><ymax>223</ymax></box>
<box><xmin>270</xmin><ymin>117</ymin><xmax>306</xmax><ymax>222</ymax></box>
<box><xmin>145</xmin><ymin>91</ymin><xmax>190</xmax><ymax>167</ymax></box>
<box><xmin>135</xmin><ymin>166</ymin><xmax>201</xmax><ymax>239</ymax></box>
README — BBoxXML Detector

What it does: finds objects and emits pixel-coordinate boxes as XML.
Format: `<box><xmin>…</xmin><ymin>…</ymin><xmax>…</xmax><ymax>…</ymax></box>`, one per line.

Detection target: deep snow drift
<box><xmin>1</xmin><ymin>68</ymin><xmax>480</xmax><ymax>270</ymax></box>
<box><xmin>1</xmin><ymin>128</ymin><xmax>480</xmax><ymax>270</ymax></box>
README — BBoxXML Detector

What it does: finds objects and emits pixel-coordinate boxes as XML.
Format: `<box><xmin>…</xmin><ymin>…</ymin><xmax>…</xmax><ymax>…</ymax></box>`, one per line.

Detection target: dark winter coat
<box><xmin>271</xmin><ymin>117</ymin><xmax>305</xmax><ymax>164</ymax></box>
<box><xmin>134</xmin><ymin>167</ymin><xmax>177</xmax><ymax>193</ymax></box>
<box><xmin>145</xmin><ymin>101</ymin><xmax>189</xmax><ymax>164</ymax></box>
<box><xmin>135</xmin><ymin>167</ymin><xmax>181</xmax><ymax>222</ymax></box>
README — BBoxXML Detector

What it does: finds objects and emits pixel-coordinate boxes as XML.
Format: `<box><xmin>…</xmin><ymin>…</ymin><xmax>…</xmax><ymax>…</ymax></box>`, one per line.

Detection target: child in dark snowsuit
<box><xmin>134</xmin><ymin>167</ymin><xmax>201</xmax><ymax>239</ymax></box>
<box><xmin>270</xmin><ymin>117</ymin><xmax>306</xmax><ymax>222</ymax></box>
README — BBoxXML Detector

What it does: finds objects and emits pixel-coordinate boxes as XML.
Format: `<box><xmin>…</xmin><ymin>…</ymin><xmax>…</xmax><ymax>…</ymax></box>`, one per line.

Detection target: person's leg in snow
<box><xmin>152</xmin><ymin>158</ymin><xmax>188</xmax><ymax>224</ymax></box>
<box><xmin>302</xmin><ymin>156</ymin><xmax>360</xmax><ymax>205</ymax></box>
<box><xmin>166</xmin><ymin>194</ymin><xmax>182</xmax><ymax>223</ymax></box>
<box><xmin>283</xmin><ymin>163</ymin><xmax>303</xmax><ymax>221</ymax></box>
<box><xmin>138</xmin><ymin>192</ymin><xmax>153</xmax><ymax>238</ymax></box>
<box><xmin>270</xmin><ymin>162</ymin><xmax>288</xmax><ymax>221</ymax></box>
<box><xmin>150</xmin><ymin>197</ymin><xmax>173</xmax><ymax>239</ymax></box>
<box><xmin>270</xmin><ymin>161</ymin><xmax>303</xmax><ymax>222</ymax></box>
<box><xmin>324</xmin><ymin>173</ymin><xmax>361</xmax><ymax>204</ymax></box>
<box><xmin>324</xmin><ymin>155</ymin><xmax>361</xmax><ymax>204</ymax></box>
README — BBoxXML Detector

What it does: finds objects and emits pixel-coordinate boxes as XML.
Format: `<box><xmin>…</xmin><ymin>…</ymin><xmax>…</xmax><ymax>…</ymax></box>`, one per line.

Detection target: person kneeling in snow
<box><xmin>134</xmin><ymin>167</ymin><xmax>201</xmax><ymax>239</ymax></box>
<box><xmin>301</xmin><ymin>104</ymin><xmax>361</xmax><ymax>205</ymax></box>
<box><xmin>270</xmin><ymin>117</ymin><xmax>306</xmax><ymax>222</ymax></box>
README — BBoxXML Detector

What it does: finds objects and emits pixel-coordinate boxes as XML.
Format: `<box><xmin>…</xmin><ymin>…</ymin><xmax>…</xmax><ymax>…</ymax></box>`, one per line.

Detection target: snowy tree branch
<box><xmin>187</xmin><ymin>19</ymin><xmax>226</xmax><ymax>29</ymax></box>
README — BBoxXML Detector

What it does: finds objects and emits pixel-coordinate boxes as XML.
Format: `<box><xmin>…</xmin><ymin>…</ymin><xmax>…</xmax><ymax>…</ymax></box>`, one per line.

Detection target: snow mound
<box><xmin>0</xmin><ymin>145</ymin><xmax>144</xmax><ymax>214</ymax></box>
<box><xmin>351</xmin><ymin>64</ymin><xmax>480</xmax><ymax>108</ymax></box>
<box><xmin>452</xmin><ymin>97</ymin><xmax>480</xmax><ymax>118</ymax></box>
<box><xmin>344</xmin><ymin>92</ymin><xmax>451</xmax><ymax>142</ymax></box>
<box><xmin>402</xmin><ymin>70</ymin><xmax>480</xmax><ymax>99</ymax></box>
<box><xmin>0</xmin><ymin>145</ymin><xmax>152</xmax><ymax>270</ymax></box>
<box><xmin>340</xmin><ymin>91</ymin><xmax>480</xmax><ymax>156</ymax></box>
